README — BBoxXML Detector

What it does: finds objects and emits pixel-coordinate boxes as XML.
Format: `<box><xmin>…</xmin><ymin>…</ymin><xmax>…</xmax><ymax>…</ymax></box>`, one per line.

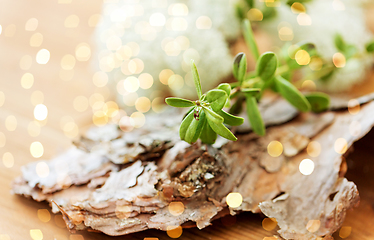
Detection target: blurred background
<box><xmin>1</xmin><ymin>0</ymin><xmax>374</xmax><ymax>239</ymax></box>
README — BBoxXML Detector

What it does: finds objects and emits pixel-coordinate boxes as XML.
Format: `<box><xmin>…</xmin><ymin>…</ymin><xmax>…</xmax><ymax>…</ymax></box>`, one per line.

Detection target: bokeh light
<box><xmin>21</xmin><ymin>73</ymin><xmax>34</xmax><ymax>89</ymax></box>
<box><xmin>37</xmin><ymin>209</ymin><xmax>51</xmax><ymax>223</ymax></box>
<box><xmin>295</xmin><ymin>50</ymin><xmax>310</xmax><ymax>65</ymax></box>
<box><xmin>30</xmin><ymin>229</ymin><xmax>43</xmax><ymax>240</ymax></box>
<box><xmin>5</xmin><ymin>115</ymin><xmax>17</xmax><ymax>131</ymax></box>
<box><xmin>2</xmin><ymin>152</ymin><xmax>14</xmax><ymax>168</ymax></box>
<box><xmin>247</xmin><ymin>8</ymin><xmax>263</xmax><ymax>22</ymax></box>
<box><xmin>306</xmin><ymin>219</ymin><xmax>320</xmax><ymax>233</ymax></box>
<box><xmin>347</xmin><ymin>99</ymin><xmax>360</xmax><ymax>115</ymax></box>
<box><xmin>226</xmin><ymin>192</ymin><xmax>243</xmax><ymax>208</ymax></box>
<box><xmin>334</xmin><ymin>138</ymin><xmax>347</xmax><ymax>154</ymax></box>
<box><xmin>339</xmin><ymin>226</ymin><xmax>351</xmax><ymax>238</ymax></box>
<box><xmin>299</xmin><ymin>159</ymin><xmax>314</xmax><ymax>175</ymax></box>
<box><xmin>262</xmin><ymin>218</ymin><xmax>277</xmax><ymax>231</ymax></box>
<box><xmin>196</xmin><ymin>16</ymin><xmax>212</xmax><ymax>29</ymax></box>
<box><xmin>65</xmin><ymin>15</ymin><xmax>80</xmax><ymax>28</ymax></box>
<box><xmin>267</xmin><ymin>141</ymin><xmax>283</xmax><ymax>157</ymax></box>
<box><xmin>34</xmin><ymin>104</ymin><xmax>48</xmax><ymax>121</ymax></box>
<box><xmin>30</xmin><ymin>141</ymin><xmax>44</xmax><ymax>158</ymax></box>
<box><xmin>307</xmin><ymin>141</ymin><xmax>321</xmax><ymax>157</ymax></box>
<box><xmin>36</xmin><ymin>49</ymin><xmax>50</xmax><ymax>64</ymax></box>
<box><xmin>30</xmin><ymin>33</ymin><xmax>43</xmax><ymax>47</ymax></box>
<box><xmin>25</xmin><ymin>18</ymin><xmax>38</xmax><ymax>31</ymax></box>
<box><xmin>36</xmin><ymin>161</ymin><xmax>49</xmax><ymax>178</ymax></box>
<box><xmin>166</xmin><ymin>226</ymin><xmax>183</xmax><ymax>238</ymax></box>
<box><xmin>168</xmin><ymin>202</ymin><xmax>185</xmax><ymax>216</ymax></box>
<box><xmin>61</xmin><ymin>54</ymin><xmax>76</xmax><ymax>70</ymax></box>
<box><xmin>332</xmin><ymin>52</ymin><xmax>346</xmax><ymax>68</ymax></box>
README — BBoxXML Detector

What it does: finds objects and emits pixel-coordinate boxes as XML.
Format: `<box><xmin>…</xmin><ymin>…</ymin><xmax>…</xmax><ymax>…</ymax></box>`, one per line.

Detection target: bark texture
<box><xmin>12</xmin><ymin>96</ymin><xmax>374</xmax><ymax>239</ymax></box>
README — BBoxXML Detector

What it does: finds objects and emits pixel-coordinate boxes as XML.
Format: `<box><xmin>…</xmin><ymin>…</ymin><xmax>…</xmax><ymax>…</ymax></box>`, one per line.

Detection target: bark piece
<box><xmin>12</xmin><ymin>101</ymin><xmax>374</xmax><ymax>239</ymax></box>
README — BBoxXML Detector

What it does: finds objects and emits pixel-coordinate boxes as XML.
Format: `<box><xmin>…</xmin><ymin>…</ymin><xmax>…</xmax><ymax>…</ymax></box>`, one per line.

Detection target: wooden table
<box><xmin>0</xmin><ymin>0</ymin><xmax>373</xmax><ymax>239</ymax></box>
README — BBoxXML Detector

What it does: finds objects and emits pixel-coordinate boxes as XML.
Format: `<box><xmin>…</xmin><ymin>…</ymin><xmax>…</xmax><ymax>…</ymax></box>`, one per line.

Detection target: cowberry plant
<box><xmin>166</xmin><ymin>19</ymin><xmax>330</xmax><ymax>144</ymax></box>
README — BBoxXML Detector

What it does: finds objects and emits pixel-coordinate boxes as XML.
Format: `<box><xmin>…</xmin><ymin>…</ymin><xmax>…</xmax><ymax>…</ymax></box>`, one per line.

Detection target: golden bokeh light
<box><xmin>89</xmin><ymin>93</ymin><xmax>105</xmax><ymax>107</ymax></box>
<box><xmin>30</xmin><ymin>229</ymin><xmax>43</xmax><ymax>240</ymax></box>
<box><xmin>299</xmin><ymin>159</ymin><xmax>314</xmax><ymax>175</ymax></box>
<box><xmin>226</xmin><ymin>192</ymin><xmax>243</xmax><ymax>208</ymax></box>
<box><xmin>93</xmin><ymin>111</ymin><xmax>109</xmax><ymax>126</ymax></box>
<box><xmin>334</xmin><ymin>138</ymin><xmax>347</xmax><ymax>154</ymax></box>
<box><xmin>135</xmin><ymin>97</ymin><xmax>151</xmax><ymax>113</ymax></box>
<box><xmin>0</xmin><ymin>234</ymin><xmax>11</xmax><ymax>240</ymax></box>
<box><xmin>88</xmin><ymin>14</ymin><xmax>102</xmax><ymax>27</ymax></box>
<box><xmin>37</xmin><ymin>209</ymin><xmax>51</xmax><ymax>223</ymax></box>
<box><xmin>262</xmin><ymin>218</ymin><xmax>277</xmax><ymax>231</ymax></box>
<box><xmin>297</xmin><ymin>13</ymin><xmax>312</xmax><ymax>26</ymax></box>
<box><xmin>20</xmin><ymin>55</ymin><xmax>33</xmax><ymax>70</ymax></box>
<box><xmin>21</xmin><ymin>73</ymin><xmax>34</xmax><ymax>89</ymax></box>
<box><xmin>152</xmin><ymin>97</ymin><xmax>165</xmax><ymax>113</ymax></box>
<box><xmin>31</xmin><ymin>90</ymin><xmax>44</xmax><ymax>106</ymax></box>
<box><xmin>36</xmin><ymin>49</ymin><xmax>50</xmax><ymax>64</ymax></box>
<box><xmin>164</xmin><ymin>40</ymin><xmax>181</xmax><ymax>56</ymax></box>
<box><xmin>347</xmin><ymin>99</ymin><xmax>360</xmax><ymax>115</ymax></box>
<box><xmin>55</xmin><ymin>214</ymin><xmax>67</xmax><ymax>228</ymax></box>
<box><xmin>306</xmin><ymin>219</ymin><xmax>320</xmax><ymax>233</ymax></box>
<box><xmin>36</xmin><ymin>161</ymin><xmax>49</xmax><ymax>178</ymax></box>
<box><xmin>123</xmin><ymin>76</ymin><xmax>140</xmax><ymax>92</ymax></box>
<box><xmin>247</xmin><ymin>8</ymin><xmax>263</xmax><ymax>22</ymax></box>
<box><xmin>5</xmin><ymin>115</ymin><xmax>17</xmax><ymax>131</ymax></box>
<box><xmin>75</xmin><ymin>43</ymin><xmax>91</xmax><ymax>61</ymax></box>
<box><xmin>291</xmin><ymin>2</ymin><xmax>306</xmax><ymax>13</ymax></box>
<box><xmin>332</xmin><ymin>52</ymin><xmax>346</xmax><ymax>68</ymax></box>
<box><xmin>4</xmin><ymin>24</ymin><xmax>16</xmax><ymax>37</ymax></box>
<box><xmin>196</xmin><ymin>16</ymin><xmax>212</xmax><ymax>29</ymax></box>
<box><xmin>61</xmin><ymin>54</ymin><xmax>76</xmax><ymax>70</ymax></box>
<box><xmin>168</xmin><ymin>202</ymin><xmax>185</xmax><ymax>216</ymax></box>
<box><xmin>307</xmin><ymin>141</ymin><xmax>321</xmax><ymax>157</ymax></box>
<box><xmin>127</xmin><ymin>42</ymin><xmax>140</xmax><ymax>56</ymax></box>
<box><xmin>301</xmin><ymin>80</ymin><xmax>316</xmax><ymax>91</ymax></box>
<box><xmin>30</xmin><ymin>141</ymin><xmax>44</xmax><ymax>158</ymax></box>
<box><xmin>103</xmin><ymin>101</ymin><xmax>119</xmax><ymax>117</ymax></box>
<box><xmin>28</xmin><ymin>121</ymin><xmax>41</xmax><ymax>137</ymax></box>
<box><xmin>168</xmin><ymin>74</ymin><xmax>184</xmax><ymax>90</ymax></box>
<box><xmin>166</xmin><ymin>226</ymin><xmax>183</xmax><ymax>238</ymax></box>
<box><xmin>0</xmin><ymin>91</ymin><xmax>4</xmax><ymax>107</ymax></box>
<box><xmin>175</xmin><ymin>36</ymin><xmax>190</xmax><ymax>50</ymax></box>
<box><xmin>349</xmin><ymin>120</ymin><xmax>361</xmax><ymax>137</ymax></box>
<box><xmin>309</xmin><ymin>56</ymin><xmax>323</xmax><ymax>71</ymax></box>
<box><xmin>169</xmin><ymin>17</ymin><xmax>188</xmax><ymax>31</ymax></box>
<box><xmin>34</xmin><ymin>104</ymin><xmax>48</xmax><ymax>121</ymax></box>
<box><xmin>149</xmin><ymin>13</ymin><xmax>166</xmax><ymax>27</ymax></box>
<box><xmin>128</xmin><ymin>58</ymin><xmax>144</xmax><ymax>74</ymax></box>
<box><xmin>70</xmin><ymin>235</ymin><xmax>84</xmax><ymax>240</ymax></box>
<box><xmin>0</xmin><ymin>132</ymin><xmax>5</xmax><ymax>147</ymax></box>
<box><xmin>73</xmin><ymin>96</ymin><xmax>89</xmax><ymax>112</ymax></box>
<box><xmin>339</xmin><ymin>226</ymin><xmax>351</xmax><ymax>238</ymax></box>
<box><xmin>138</xmin><ymin>73</ymin><xmax>154</xmax><ymax>89</ymax></box>
<box><xmin>63</xmin><ymin>121</ymin><xmax>79</xmax><ymax>138</ymax></box>
<box><xmin>130</xmin><ymin>112</ymin><xmax>146</xmax><ymax>128</ymax></box>
<box><xmin>278</xmin><ymin>27</ymin><xmax>294</xmax><ymax>41</ymax></box>
<box><xmin>25</xmin><ymin>18</ymin><xmax>38</xmax><ymax>31</ymax></box>
<box><xmin>295</xmin><ymin>50</ymin><xmax>310</xmax><ymax>65</ymax></box>
<box><xmin>2</xmin><ymin>152</ymin><xmax>14</xmax><ymax>168</ymax></box>
<box><xmin>267</xmin><ymin>141</ymin><xmax>283</xmax><ymax>157</ymax></box>
<box><xmin>65</xmin><ymin>15</ymin><xmax>80</xmax><ymax>28</ymax></box>
<box><xmin>168</xmin><ymin>3</ymin><xmax>188</xmax><ymax>16</ymax></box>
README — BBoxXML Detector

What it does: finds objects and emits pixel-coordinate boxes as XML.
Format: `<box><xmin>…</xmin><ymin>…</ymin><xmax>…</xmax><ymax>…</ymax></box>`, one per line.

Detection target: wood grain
<box><xmin>0</xmin><ymin>0</ymin><xmax>373</xmax><ymax>239</ymax></box>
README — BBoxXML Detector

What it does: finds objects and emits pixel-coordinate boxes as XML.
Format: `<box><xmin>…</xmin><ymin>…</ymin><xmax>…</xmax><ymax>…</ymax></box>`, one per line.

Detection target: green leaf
<box><xmin>275</xmin><ymin>76</ymin><xmax>311</xmax><ymax>112</ymax></box>
<box><xmin>245</xmin><ymin>96</ymin><xmax>265</xmax><ymax>136</ymax></box>
<box><xmin>233</xmin><ymin>53</ymin><xmax>247</xmax><ymax>84</ymax></box>
<box><xmin>305</xmin><ymin>92</ymin><xmax>330</xmax><ymax>112</ymax></box>
<box><xmin>334</xmin><ymin>34</ymin><xmax>345</xmax><ymax>52</ymax></box>
<box><xmin>256</xmin><ymin>52</ymin><xmax>278</xmax><ymax>82</ymax></box>
<box><xmin>191</xmin><ymin>60</ymin><xmax>203</xmax><ymax>99</ymax></box>
<box><xmin>218</xmin><ymin>110</ymin><xmax>244</xmax><ymax>126</ymax></box>
<box><xmin>218</xmin><ymin>83</ymin><xmax>231</xmax><ymax>97</ymax></box>
<box><xmin>207</xmin><ymin>120</ymin><xmax>237</xmax><ymax>141</ymax></box>
<box><xmin>202</xmin><ymin>106</ymin><xmax>224</xmax><ymax>124</ymax></box>
<box><xmin>242</xmin><ymin>19</ymin><xmax>260</xmax><ymax>60</ymax></box>
<box><xmin>205</xmin><ymin>89</ymin><xmax>228</xmax><ymax>112</ymax></box>
<box><xmin>165</xmin><ymin>97</ymin><xmax>194</xmax><ymax>108</ymax></box>
<box><xmin>180</xmin><ymin>109</ymin><xmax>205</xmax><ymax>144</ymax></box>
<box><xmin>199</xmin><ymin>117</ymin><xmax>217</xmax><ymax>144</ymax></box>
<box><xmin>366</xmin><ymin>41</ymin><xmax>374</xmax><ymax>53</ymax></box>
<box><xmin>229</xmin><ymin>95</ymin><xmax>245</xmax><ymax>115</ymax></box>
<box><xmin>245</xmin><ymin>0</ymin><xmax>254</xmax><ymax>8</ymax></box>
<box><xmin>241</xmin><ymin>87</ymin><xmax>261</xmax><ymax>94</ymax></box>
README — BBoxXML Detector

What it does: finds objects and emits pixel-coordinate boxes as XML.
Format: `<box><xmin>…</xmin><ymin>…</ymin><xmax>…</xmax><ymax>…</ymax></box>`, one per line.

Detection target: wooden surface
<box><xmin>0</xmin><ymin>0</ymin><xmax>374</xmax><ymax>239</ymax></box>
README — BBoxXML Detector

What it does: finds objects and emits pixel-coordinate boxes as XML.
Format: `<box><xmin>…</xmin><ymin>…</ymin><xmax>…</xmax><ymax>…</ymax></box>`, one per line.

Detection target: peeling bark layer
<box><xmin>12</xmin><ymin>98</ymin><xmax>374</xmax><ymax>239</ymax></box>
